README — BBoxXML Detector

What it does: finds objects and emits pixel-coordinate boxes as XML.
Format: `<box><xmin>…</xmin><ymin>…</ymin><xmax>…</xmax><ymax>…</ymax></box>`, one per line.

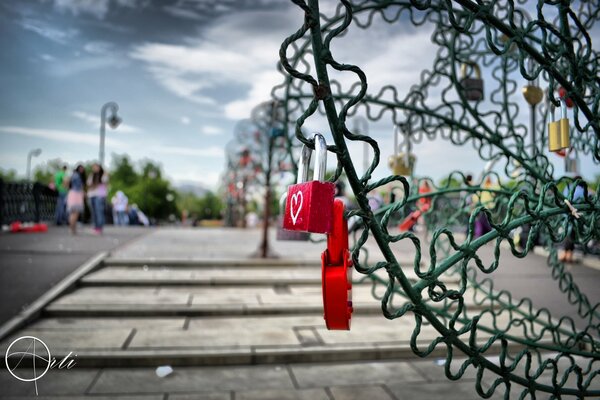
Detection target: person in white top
<box><xmin>111</xmin><ymin>190</ymin><xmax>129</xmax><ymax>226</ymax></box>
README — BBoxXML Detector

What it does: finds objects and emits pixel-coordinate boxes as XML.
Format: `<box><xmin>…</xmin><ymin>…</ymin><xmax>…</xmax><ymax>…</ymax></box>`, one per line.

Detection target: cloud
<box><xmin>19</xmin><ymin>18</ymin><xmax>78</xmax><ymax>44</ymax></box>
<box><xmin>152</xmin><ymin>145</ymin><xmax>223</xmax><ymax>157</ymax></box>
<box><xmin>52</xmin><ymin>0</ymin><xmax>110</xmax><ymax>19</ymax></box>
<box><xmin>49</xmin><ymin>0</ymin><xmax>142</xmax><ymax>19</ymax></box>
<box><xmin>83</xmin><ymin>41</ymin><xmax>115</xmax><ymax>54</ymax></box>
<box><xmin>0</xmin><ymin>125</ymin><xmax>125</xmax><ymax>147</ymax></box>
<box><xmin>201</xmin><ymin>125</ymin><xmax>222</xmax><ymax>136</ymax></box>
<box><xmin>129</xmin><ymin>8</ymin><xmax>300</xmax><ymax>117</ymax></box>
<box><xmin>72</xmin><ymin>111</ymin><xmax>141</xmax><ymax>133</ymax></box>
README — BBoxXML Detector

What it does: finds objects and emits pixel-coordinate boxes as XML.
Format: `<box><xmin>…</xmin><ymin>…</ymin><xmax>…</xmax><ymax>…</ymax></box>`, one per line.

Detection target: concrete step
<box><xmin>102</xmin><ymin>257</ymin><xmax>422</xmax><ymax>268</ymax></box>
<box><xmin>0</xmin><ymin>314</ymin><xmax>552</xmax><ymax>368</ymax></box>
<box><xmin>80</xmin><ymin>265</ymin><xmax>458</xmax><ymax>287</ymax></box>
<box><xmin>44</xmin><ymin>283</ymin><xmax>489</xmax><ymax>318</ymax></box>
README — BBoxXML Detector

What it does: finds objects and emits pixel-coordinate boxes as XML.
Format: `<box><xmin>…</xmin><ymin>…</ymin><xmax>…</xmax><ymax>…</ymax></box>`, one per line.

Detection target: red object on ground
<box><xmin>558</xmin><ymin>87</ymin><xmax>574</xmax><ymax>108</ymax></box>
<box><xmin>399</xmin><ymin>209</ymin><xmax>422</xmax><ymax>232</ymax></box>
<box><xmin>9</xmin><ymin>221</ymin><xmax>48</xmax><ymax>233</ymax></box>
<box><xmin>399</xmin><ymin>202</ymin><xmax>431</xmax><ymax>232</ymax></box>
<box><xmin>321</xmin><ymin>199</ymin><xmax>352</xmax><ymax>330</ymax></box>
<box><xmin>283</xmin><ymin>180</ymin><xmax>335</xmax><ymax>234</ymax></box>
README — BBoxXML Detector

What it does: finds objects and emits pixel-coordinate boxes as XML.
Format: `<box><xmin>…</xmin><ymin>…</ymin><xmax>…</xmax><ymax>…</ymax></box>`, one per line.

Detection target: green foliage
<box><xmin>33</xmin><ymin>158</ymin><xmax>66</xmax><ymax>185</ymax></box>
<box><xmin>0</xmin><ymin>168</ymin><xmax>18</xmax><ymax>182</ymax></box>
<box><xmin>108</xmin><ymin>155</ymin><xmax>178</xmax><ymax>221</ymax></box>
<box><xmin>438</xmin><ymin>175</ymin><xmax>463</xmax><ymax>188</ymax></box>
<box><xmin>110</xmin><ymin>154</ymin><xmax>138</xmax><ymax>188</ymax></box>
<box><xmin>177</xmin><ymin>190</ymin><xmax>223</xmax><ymax>220</ymax></box>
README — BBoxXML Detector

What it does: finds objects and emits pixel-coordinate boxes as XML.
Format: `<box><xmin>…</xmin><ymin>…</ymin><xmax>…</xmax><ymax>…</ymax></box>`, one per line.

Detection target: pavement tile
<box><xmin>30</xmin><ymin>318</ymin><xmax>185</xmax><ymax>330</ymax></box>
<box><xmin>51</xmin><ymin>287</ymin><xmax>189</xmax><ymax>306</ymax></box>
<box><xmin>89</xmin><ymin>365</ymin><xmax>294</xmax><ymax>394</ymax></box>
<box><xmin>235</xmin><ymin>388</ymin><xmax>329</xmax><ymax>400</ymax></box>
<box><xmin>0</xmin><ymin>368</ymin><xmax>100</xmax><ymax>396</ymax></box>
<box><xmin>0</xmin><ymin>329</ymin><xmax>132</xmax><ymax>353</ymax></box>
<box><xmin>167</xmin><ymin>392</ymin><xmax>230</xmax><ymax>400</ymax></box>
<box><xmin>1</xmin><ymin>397</ymin><xmax>163</xmax><ymax>400</ymax></box>
<box><xmin>330</xmin><ymin>385</ymin><xmax>394</xmax><ymax>400</ymax></box>
<box><xmin>291</xmin><ymin>360</ymin><xmax>425</xmax><ymax>388</ymax></box>
<box><xmin>410</xmin><ymin>359</ymin><xmax>479</xmax><ymax>381</ymax></box>
<box><xmin>386</xmin><ymin>380</ymin><xmax>485</xmax><ymax>400</ymax></box>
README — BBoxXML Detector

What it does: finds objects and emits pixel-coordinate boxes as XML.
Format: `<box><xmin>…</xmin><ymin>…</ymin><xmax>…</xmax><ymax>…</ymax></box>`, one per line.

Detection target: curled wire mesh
<box><xmin>276</xmin><ymin>0</ymin><xmax>600</xmax><ymax>398</ymax></box>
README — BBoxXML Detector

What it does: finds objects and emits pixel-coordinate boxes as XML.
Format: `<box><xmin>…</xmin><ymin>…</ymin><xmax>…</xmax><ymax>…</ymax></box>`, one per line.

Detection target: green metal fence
<box><xmin>275</xmin><ymin>0</ymin><xmax>599</xmax><ymax>397</ymax></box>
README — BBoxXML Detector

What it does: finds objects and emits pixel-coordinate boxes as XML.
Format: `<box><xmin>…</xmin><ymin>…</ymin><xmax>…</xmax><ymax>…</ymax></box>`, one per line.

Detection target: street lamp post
<box><xmin>353</xmin><ymin>117</ymin><xmax>369</xmax><ymax>174</ymax></box>
<box><xmin>26</xmin><ymin>148</ymin><xmax>42</xmax><ymax>182</ymax></box>
<box><xmin>99</xmin><ymin>102</ymin><xmax>122</xmax><ymax>166</ymax></box>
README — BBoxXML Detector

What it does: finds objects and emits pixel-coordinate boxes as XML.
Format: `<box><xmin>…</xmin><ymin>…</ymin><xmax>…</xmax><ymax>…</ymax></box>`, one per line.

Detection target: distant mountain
<box><xmin>176</xmin><ymin>182</ymin><xmax>210</xmax><ymax>197</ymax></box>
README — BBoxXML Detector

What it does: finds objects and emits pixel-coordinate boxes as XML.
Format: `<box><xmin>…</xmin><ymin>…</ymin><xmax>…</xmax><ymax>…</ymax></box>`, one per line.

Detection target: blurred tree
<box><xmin>0</xmin><ymin>168</ymin><xmax>18</xmax><ymax>182</ymax></box>
<box><xmin>177</xmin><ymin>190</ymin><xmax>223</xmax><ymax>220</ymax></box>
<box><xmin>108</xmin><ymin>154</ymin><xmax>178</xmax><ymax>221</ymax></box>
<box><xmin>110</xmin><ymin>154</ymin><xmax>138</xmax><ymax>190</ymax></box>
<box><xmin>33</xmin><ymin>158</ymin><xmax>66</xmax><ymax>185</ymax></box>
<box><xmin>438</xmin><ymin>176</ymin><xmax>463</xmax><ymax>188</ymax></box>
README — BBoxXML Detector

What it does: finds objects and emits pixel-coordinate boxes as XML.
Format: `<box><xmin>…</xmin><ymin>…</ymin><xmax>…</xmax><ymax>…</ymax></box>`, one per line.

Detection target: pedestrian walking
<box><xmin>67</xmin><ymin>165</ymin><xmax>86</xmax><ymax>235</ymax></box>
<box><xmin>54</xmin><ymin>165</ymin><xmax>68</xmax><ymax>225</ymax></box>
<box><xmin>87</xmin><ymin>163</ymin><xmax>109</xmax><ymax>234</ymax></box>
<box><xmin>111</xmin><ymin>190</ymin><xmax>129</xmax><ymax>226</ymax></box>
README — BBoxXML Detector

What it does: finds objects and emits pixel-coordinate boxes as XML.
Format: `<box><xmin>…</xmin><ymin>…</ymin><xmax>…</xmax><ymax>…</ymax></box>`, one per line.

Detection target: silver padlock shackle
<box><xmin>559</xmin><ymin>97</ymin><xmax>567</xmax><ymax>119</ymax></box>
<box><xmin>279</xmin><ymin>192</ymin><xmax>288</xmax><ymax>211</ymax></box>
<box><xmin>296</xmin><ymin>133</ymin><xmax>328</xmax><ymax>184</ymax></box>
<box><xmin>296</xmin><ymin>144</ymin><xmax>312</xmax><ymax>184</ymax></box>
<box><xmin>394</xmin><ymin>124</ymin><xmax>411</xmax><ymax>164</ymax></box>
<box><xmin>550</xmin><ymin>97</ymin><xmax>568</xmax><ymax>121</ymax></box>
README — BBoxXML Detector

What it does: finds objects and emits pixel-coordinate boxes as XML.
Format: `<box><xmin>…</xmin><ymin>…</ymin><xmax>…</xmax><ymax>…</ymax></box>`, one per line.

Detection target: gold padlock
<box><xmin>388</xmin><ymin>152</ymin><xmax>415</xmax><ymax>176</ymax></box>
<box><xmin>548</xmin><ymin>98</ymin><xmax>569</xmax><ymax>152</ymax></box>
<box><xmin>522</xmin><ymin>84</ymin><xmax>544</xmax><ymax>106</ymax></box>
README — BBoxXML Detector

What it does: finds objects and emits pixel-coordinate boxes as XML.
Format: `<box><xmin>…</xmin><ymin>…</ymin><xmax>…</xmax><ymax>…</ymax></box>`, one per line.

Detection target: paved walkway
<box><xmin>1</xmin><ymin>227</ymin><xmax>597</xmax><ymax>399</ymax></box>
<box><xmin>0</xmin><ymin>225</ymin><xmax>148</xmax><ymax>325</ymax></box>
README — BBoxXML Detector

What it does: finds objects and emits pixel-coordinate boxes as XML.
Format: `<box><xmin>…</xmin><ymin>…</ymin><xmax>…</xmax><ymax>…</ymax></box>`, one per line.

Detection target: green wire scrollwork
<box><xmin>276</xmin><ymin>0</ymin><xmax>600</xmax><ymax>398</ymax></box>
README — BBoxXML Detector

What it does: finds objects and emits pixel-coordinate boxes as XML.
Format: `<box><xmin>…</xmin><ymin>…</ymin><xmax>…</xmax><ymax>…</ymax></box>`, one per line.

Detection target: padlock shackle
<box><xmin>296</xmin><ymin>144</ymin><xmax>313</xmax><ymax>184</ymax></box>
<box><xmin>559</xmin><ymin>97</ymin><xmax>567</xmax><ymax>119</ymax></box>
<box><xmin>279</xmin><ymin>192</ymin><xmax>288</xmax><ymax>212</ymax></box>
<box><xmin>313</xmin><ymin>133</ymin><xmax>328</xmax><ymax>182</ymax></box>
<box><xmin>460</xmin><ymin>62</ymin><xmax>481</xmax><ymax>79</ymax></box>
<box><xmin>394</xmin><ymin>124</ymin><xmax>411</xmax><ymax>155</ymax></box>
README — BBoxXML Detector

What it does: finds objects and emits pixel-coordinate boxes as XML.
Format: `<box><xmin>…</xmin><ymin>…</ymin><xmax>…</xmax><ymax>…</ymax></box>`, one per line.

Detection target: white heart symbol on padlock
<box><xmin>290</xmin><ymin>191</ymin><xmax>303</xmax><ymax>225</ymax></box>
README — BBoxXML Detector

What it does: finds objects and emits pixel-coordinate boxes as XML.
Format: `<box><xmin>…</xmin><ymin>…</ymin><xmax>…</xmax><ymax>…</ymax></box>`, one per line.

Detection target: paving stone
<box><xmin>0</xmin><ymin>368</ymin><xmax>99</xmax><ymax>396</ymax></box>
<box><xmin>291</xmin><ymin>360</ymin><xmax>425</xmax><ymax>388</ymax></box>
<box><xmin>51</xmin><ymin>287</ymin><xmax>189</xmax><ymax>306</ymax></box>
<box><xmin>330</xmin><ymin>385</ymin><xmax>394</xmax><ymax>400</ymax></box>
<box><xmin>89</xmin><ymin>365</ymin><xmax>294</xmax><ymax>394</ymax></box>
<box><xmin>235</xmin><ymin>387</ymin><xmax>329</xmax><ymax>400</ymax></box>
<box><xmin>386</xmin><ymin>380</ymin><xmax>484</xmax><ymax>400</ymax></box>
<box><xmin>167</xmin><ymin>392</ymin><xmax>230</xmax><ymax>400</ymax></box>
<box><xmin>410</xmin><ymin>359</ymin><xmax>478</xmax><ymax>381</ymax></box>
<box><xmin>0</xmin><ymin>329</ymin><xmax>132</xmax><ymax>353</ymax></box>
<box><xmin>30</xmin><ymin>317</ymin><xmax>186</xmax><ymax>330</ymax></box>
<box><xmin>1</xmin><ymin>397</ymin><xmax>163</xmax><ymax>400</ymax></box>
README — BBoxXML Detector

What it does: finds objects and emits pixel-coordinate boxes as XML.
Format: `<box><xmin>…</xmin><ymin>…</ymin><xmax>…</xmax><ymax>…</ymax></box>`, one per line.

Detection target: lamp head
<box><xmin>31</xmin><ymin>148</ymin><xmax>42</xmax><ymax>157</ymax></box>
<box><xmin>108</xmin><ymin>114</ymin><xmax>122</xmax><ymax>129</ymax></box>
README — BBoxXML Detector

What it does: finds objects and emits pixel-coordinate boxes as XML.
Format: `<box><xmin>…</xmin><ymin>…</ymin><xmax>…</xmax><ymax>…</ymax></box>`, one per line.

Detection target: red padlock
<box><xmin>322</xmin><ymin>199</ymin><xmax>353</xmax><ymax>330</ymax></box>
<box><xmin>283</xmin><ymin>134</ymin><xmax>335</xmax><ymax>234</ymax></box>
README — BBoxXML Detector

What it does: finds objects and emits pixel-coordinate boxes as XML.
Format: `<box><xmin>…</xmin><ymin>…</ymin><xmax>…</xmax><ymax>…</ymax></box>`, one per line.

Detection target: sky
<box><xmin>0</xmin><ymin>0</ymin><xmax>597</xmax><ymax>190</ymax></box>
